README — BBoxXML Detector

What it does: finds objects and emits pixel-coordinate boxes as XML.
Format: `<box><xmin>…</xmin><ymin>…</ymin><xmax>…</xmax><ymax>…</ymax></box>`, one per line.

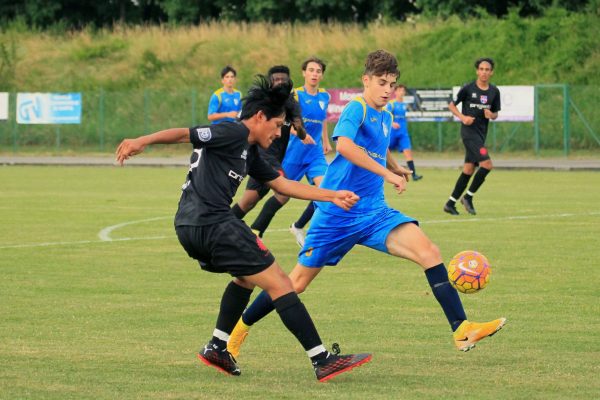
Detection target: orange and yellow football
<box><xmin>448</xmin><ymin>250</ymin><xmax>491</xmax><ymax>294</ymax></box>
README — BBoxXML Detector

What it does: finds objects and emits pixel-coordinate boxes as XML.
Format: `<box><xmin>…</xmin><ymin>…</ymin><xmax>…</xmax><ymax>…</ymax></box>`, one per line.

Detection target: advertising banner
<box><xmin>0</xmin><ymin>92</ymin><xmax>8</xmax><ymax>120</ymax></box>
<box><xmin>17</xmin><ymin>93</ymin><xmax>82</xmax><ymax>124</ymax></box>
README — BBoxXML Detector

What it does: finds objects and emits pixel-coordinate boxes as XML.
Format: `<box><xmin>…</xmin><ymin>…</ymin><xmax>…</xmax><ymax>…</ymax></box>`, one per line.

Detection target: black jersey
<box><xmin>258</xmin><ymin>123</ymin><xmax>291</xmax><ymax>168</ymax></box>
<box><xmin>453</xmin><ymin>81</ymin><xmax>501</xmax><ymax>140</ymax></box>
<box><xmin>175</xmin><ymin>121</ymin><xmax>280</xmax><ymax>227</ymax></box>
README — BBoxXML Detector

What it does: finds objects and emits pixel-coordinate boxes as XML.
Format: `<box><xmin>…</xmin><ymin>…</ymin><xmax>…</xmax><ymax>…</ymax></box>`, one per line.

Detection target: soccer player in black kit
<box><xmin>115</xmin><ymin>76</ymin><xmax>371</xmax><ymax>382</ymax></box>
<box><xmin>231</xmin><ymin>65</ymin><xmax>314</xmax><ymax>230</ymax></box>
<box><xmin>444</xmin><ymin>57</ymin><xmax>501</xmax><ymax>216</ymax></box>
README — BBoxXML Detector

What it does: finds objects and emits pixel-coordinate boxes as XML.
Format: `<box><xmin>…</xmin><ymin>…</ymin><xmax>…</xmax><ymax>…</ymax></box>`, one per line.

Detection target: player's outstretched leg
<box><xmin>198</xmin><ymin>340</ymin><xmax>241</xmax><ymax>376</ymax></box>
<box><xmin>453</xmin><ymin>318</ymin><xmax>507</xmax><ymax>352</ymax></box>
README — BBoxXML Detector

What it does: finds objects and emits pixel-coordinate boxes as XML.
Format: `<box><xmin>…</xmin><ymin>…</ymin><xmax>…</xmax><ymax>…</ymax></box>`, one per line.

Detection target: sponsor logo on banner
<box><xmin>16</xmin><ymin>93</ymin><xmax>82</xmax><ymax>124</ymax></box>
<box><xmin>0</xmin><ymin>93</ymin><xmax>8</xmax><ymax>120</ymax></box>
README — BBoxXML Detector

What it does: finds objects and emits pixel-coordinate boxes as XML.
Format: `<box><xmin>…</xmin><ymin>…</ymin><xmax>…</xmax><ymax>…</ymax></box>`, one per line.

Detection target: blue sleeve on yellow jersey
<box><xmin>332</xmin><ymin>101</ymin><xmax>364</xmax><ymax>142</ymax></box>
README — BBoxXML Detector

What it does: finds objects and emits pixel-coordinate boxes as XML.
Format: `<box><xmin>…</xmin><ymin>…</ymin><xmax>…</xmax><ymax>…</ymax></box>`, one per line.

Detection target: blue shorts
<box><xmin>390</xmin><ymin>132</ymin><xmax>412</xmax><ymax>152</ymax></box>
<box><xmin>298</xmin><ymin>206</ymin><xmax>418</xmax><ymax>267</ymax></box>
<box><xmin>282</xmin><ymin>154</ymin><xmax>328</xmax><ymax>185</ymax></box>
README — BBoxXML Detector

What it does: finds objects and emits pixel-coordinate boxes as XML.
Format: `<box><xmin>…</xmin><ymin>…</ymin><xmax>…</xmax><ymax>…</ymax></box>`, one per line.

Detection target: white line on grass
<box><xmin>1</xmin><ymin>211</ymin><xmax>599</xmax><ymax>250</ymax></box>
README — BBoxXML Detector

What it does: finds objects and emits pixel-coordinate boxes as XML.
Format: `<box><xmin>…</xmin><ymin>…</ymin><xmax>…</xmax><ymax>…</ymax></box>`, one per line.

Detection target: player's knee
<box><xmin>421</xmin><ymin>242</ymin><xmax>442</xmax><ymax>267</ymax></box>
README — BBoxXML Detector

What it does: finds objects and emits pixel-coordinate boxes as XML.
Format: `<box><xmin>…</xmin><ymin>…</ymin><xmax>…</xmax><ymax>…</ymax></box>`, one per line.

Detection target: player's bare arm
<box><xmin>386</xmin><ymin>149</ymin><xmax>412</xmax><ymax>180</ymax></box>
<box><xmin>484</xmin><ymin>109</ymin><xmax>498</xmax><ymax>120</ymax></box>
<box><xmin>116</xmin><ymin>127</ymin><xmax>190</xmax><ymax>165</ymax></box>
<box><xmin>268</xmin><ymin>176</ymin><xmax>359</xmax><ymax>211</ymax></box>
<box><xmin>448</xmin><ymin>102</ymin><xmax>474</xmax><ymax>126</ymax></box>
<box><xmin>336</xmin><ymin>136</ymin><xmax>407</xmax><ymax>194</ymax></box>
<box><xmin>322</xmin><ymin>122</ymin><xmax>332</xmax><ymax>154</ymax></box>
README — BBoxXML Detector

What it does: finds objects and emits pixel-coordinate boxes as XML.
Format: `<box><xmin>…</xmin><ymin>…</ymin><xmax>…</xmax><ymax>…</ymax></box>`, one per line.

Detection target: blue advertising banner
<box><xmin>17</xmin><ymin>93</ymin><xmax>82</xmax><ymax>124</ymax></box>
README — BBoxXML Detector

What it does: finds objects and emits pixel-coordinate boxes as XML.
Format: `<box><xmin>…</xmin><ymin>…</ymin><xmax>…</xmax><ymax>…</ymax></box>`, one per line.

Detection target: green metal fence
<box><xmin>1</xmin><ymin>85</ymin><xmax>598</xmax><ymax>155</ymax></box>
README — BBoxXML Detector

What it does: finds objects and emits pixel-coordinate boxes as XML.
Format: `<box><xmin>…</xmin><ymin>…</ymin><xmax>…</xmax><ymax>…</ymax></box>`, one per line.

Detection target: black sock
<box><xmin>231</xmin><ymin>203</ymin><xmax>246</xmax><ymax>219</ymax></box>
<box><xmin>425</xmin><ymin>264</ymin><xmax>467</xmax><ymax>331</ymax></box>
<box><xmin>407</xmin><ymin>160</ymin><xmax>417</xmax><ymax>176</ymax></box>
<box><xmin>465</xmin><ymin>167</ymin><xmax>491</xmax><ymax>197</ymax></box>
<box><xmin>273</xmin><ymin>292</ymin><xmax>322</xmax><ymax>353</ymax></box>
<box><xmin>212</xmin><ymin>281</ymin><xmax>253</xmax><ymax>348</ymax></box>
<box><xmin>448</xmin><ymin>172</ymin><xmax>472</xmax><ymax>205</ymax></box>
<box><xmin>294</xmin><ymin>202</ymin><xmax>315</xmax><ymax>229</ymax></box>
<box><xmin>251</xmin><ymin>196</ymin><xmax>284</xmax><ymax>236</ymax></box>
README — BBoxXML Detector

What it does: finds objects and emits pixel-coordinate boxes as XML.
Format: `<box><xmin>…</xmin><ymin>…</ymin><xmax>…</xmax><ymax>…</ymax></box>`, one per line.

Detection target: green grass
<box><xmin>1</xmin><ymin>165</ymin><xmax>599</xmax><ymax>399</ymax></box>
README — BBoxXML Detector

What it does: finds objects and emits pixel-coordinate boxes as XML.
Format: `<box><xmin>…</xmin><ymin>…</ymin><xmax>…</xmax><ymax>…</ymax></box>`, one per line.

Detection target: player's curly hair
<box><xmin>364</xmin><ymin>50</ymin><xmax>399</xmax><ymax>77</ymax></box>
<box><xmin>240</xmin><ymin>74</ymin><xmax>293</xmax><ymax>120</ymax></box>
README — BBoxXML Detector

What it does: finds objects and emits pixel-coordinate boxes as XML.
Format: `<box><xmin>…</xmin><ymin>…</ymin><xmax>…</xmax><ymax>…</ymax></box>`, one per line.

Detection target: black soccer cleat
<box><xmin>313</xmin><ymin>352</ymin><xmax>372</xmax><ymax>382</ymax></box>
<box><xmin>197</xmin><ymin>341</ymin><xmax>241</xmax><ymax>376</ymax></box>
<box><xmin>443</xmin><ymin>203</ymin><xmax>460</xmax><ymax>216</ymax></box>
<box><xmin>461</xmin><ymin>196</ymin><xmax>477</xmax><ymax>215</ymax></box>
<box><xmin>412</xmin><ymin>174</ymin><xmax>423</xmax><ymax>181</ymax></box>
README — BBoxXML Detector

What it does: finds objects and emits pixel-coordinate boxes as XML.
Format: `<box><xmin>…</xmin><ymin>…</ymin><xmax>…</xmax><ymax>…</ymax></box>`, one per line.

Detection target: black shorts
<box><xmin>245</xmin><ymin>166</ymin><xmax>285</xmax><ymax>199</ymax></box>
<box><xmin>462</xmin><ymin>135</ymin><xmax>491</xmax><ymax>164</ymax></box>
<box><xmin>175</xmin><ymin>219</ymin><xmax>275</xmax><ymax>277</ymax></box>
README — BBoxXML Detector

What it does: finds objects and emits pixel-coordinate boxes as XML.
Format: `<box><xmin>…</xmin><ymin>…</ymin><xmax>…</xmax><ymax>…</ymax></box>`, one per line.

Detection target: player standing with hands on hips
<box><xmin>444</xmin><ymin>58</ymin><xmax>501</xmax><ymax>216</ymax></box>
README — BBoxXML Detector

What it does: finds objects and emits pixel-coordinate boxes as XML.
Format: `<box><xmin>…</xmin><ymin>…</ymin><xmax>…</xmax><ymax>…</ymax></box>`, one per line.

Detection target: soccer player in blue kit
<box><xmin>207</xmin><ymin>65</ymin><xmax>242</xmax><ymax>124</ymax></box>
<box><xmin>386</xmin><ymin>84</ymin><xmax>423</xmax><ymax>181</ymax></box>
<box><xmin>228</xmin><ymin>50</ymin><xmax>506</xmax><ymax>358</ymax></box>
<box><xmin>250</xmin><ymin>56</ymin><xmax>332</xmax><ymax>246</ymax></box>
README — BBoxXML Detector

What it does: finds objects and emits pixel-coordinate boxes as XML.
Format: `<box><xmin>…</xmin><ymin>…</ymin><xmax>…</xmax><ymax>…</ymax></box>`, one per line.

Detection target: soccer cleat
<box><xmin>412</xmin><ymin>174</ymin><xmax>423</xmax><ymax>181</ymax></box>
<box><xmin>461</xmin><ymin>196</ymin><xmax>477</xmax><ymax>215</ymax></box>
<box><xmin>289</xmin><ymin>223</ymin><xmax>306</xmax><ymax>247</ymax></box>
<box><xmin>453</xmin><ymin>318</ymin><xmax>507</xmax><ymax>352</ymax></box>
<box><xmin>227</xmin><ymin>319</ymin><xmax>250</xmax><ymax>358</ymax></box>
<box><xmin>313</xmin><ymin>352</ymin><xmax>372</xmax><ymax>382</ymax></box>
<box><xmin>197</xmin><ymin>341</ymin><xmax>241</xmax><ymax>376</ymax></box>
<box><xmin>443</xmin><ymin>203</ymin><xmax>460</xmax><ymax>216</ymax></box>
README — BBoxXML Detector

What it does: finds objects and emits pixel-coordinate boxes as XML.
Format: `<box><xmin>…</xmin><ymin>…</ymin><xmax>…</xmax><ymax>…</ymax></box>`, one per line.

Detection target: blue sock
<box><xmin>241</xmin><ymin>290</ymin><xmax>275</xmax><ymax>326</ymax></box>
<box><xmin>425</xmin><ymin>263</ymin><xmax>467</xmax><ymax>331</ymax></box>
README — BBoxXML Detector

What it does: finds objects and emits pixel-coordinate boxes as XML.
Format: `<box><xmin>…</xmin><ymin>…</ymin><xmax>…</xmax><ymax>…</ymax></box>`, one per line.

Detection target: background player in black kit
<box><xmin>115</xmin><ymin>76</ymin><xmax>371</xmax><ymax>382</ymax></box>
<box><xmin>444</xmin><ymin>57</ymin><xmax>501</xmax><ymax>216</ymax></box>
<box><xmin>231</xmin><ymin>65</ymin><xmax>314</xmax><ymax>229</ymax></box>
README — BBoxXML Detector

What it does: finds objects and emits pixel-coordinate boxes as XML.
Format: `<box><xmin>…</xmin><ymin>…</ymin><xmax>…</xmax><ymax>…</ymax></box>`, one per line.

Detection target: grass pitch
<box><xmin>1</xmin><ymin>165</ymin><xmax>599</xmax><ymax>399</ymax></box>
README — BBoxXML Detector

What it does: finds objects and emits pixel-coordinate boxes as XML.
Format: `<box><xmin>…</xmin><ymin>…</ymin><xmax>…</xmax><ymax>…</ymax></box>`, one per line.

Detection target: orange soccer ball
<box><xmin>447</xmin><ymin>251</ymin><xmax>491</xmax><ymax>294</ymax></box>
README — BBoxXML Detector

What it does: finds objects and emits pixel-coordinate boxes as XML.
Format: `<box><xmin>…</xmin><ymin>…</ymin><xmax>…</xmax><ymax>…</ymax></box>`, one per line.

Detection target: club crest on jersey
<box><xmin>319</xmin><ymin>101</ymin><xmax>325</xmax><ymax>110</ymax></box>
<box><xmin>234</xmin><ymin>99</ymin><xmax>239</xmax><ymax>105</ymax></box>
<box><xmin>480</xmin><ymin>95</ymin><xmax>488</xmax><ymax>104</ymax></box>
<box><xmin>196</xmin><ymin>127</ymin><xmax>212</xmax><ymax>142</ymax></box>
<box><xmin>383</xmin><ymin>123</ymin><xmax>389</xmax><ymax>137</ymax></box>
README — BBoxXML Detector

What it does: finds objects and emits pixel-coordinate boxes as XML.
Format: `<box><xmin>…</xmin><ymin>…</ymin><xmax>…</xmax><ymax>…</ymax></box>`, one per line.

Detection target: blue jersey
<box><xmin>386</xmin><ymin>99</ymin><xmax>408</xmax><ymax>138</ymax></box>
<box><xmin>317</xmin><ymin>97</ymin><xmax>393</xmax><ymax>216</ymax></box>
<box><xmin>284</xmin><ymin>87</ymin><xmax>330</xmax><ymax>164</ymax></box>
<box><xmin>207</xmin><ymin>88</ymin><xmax>242</xmax><ymax>124</ymax></box>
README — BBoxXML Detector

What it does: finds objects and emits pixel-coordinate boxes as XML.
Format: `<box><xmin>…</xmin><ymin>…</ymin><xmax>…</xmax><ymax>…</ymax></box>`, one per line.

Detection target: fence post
<box><xmin>191</xmin><ymin>89</ymin><xmax>197</xmax><ymax>126</ymax></box>
<box><xmin>437</xmin><ymin>121</ymin><xmax>442</xmax><ymax>152</ymax></box>
<box><xmin>11</xmin><ymin>92</ymin><xmax>17</xmax><ymax>153</ymax></box>
<box><xmin>563</xmin><ymin>84</ymin><xmax>570</xmax><ymax>156</ymax></box>
<box><xmin>98</xmin><ymin>88</ymin><xmax>105</xmax><ymax>151</ymax></box>
<box><xmin>143</xmin><ymin>89</ymin><xmax>149</xmax><ymax>134</ymax></box>
<box><xmin>534</xmin><ymin>85</ymin><xmax>540</xmax><ymax>155</ymax></box>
